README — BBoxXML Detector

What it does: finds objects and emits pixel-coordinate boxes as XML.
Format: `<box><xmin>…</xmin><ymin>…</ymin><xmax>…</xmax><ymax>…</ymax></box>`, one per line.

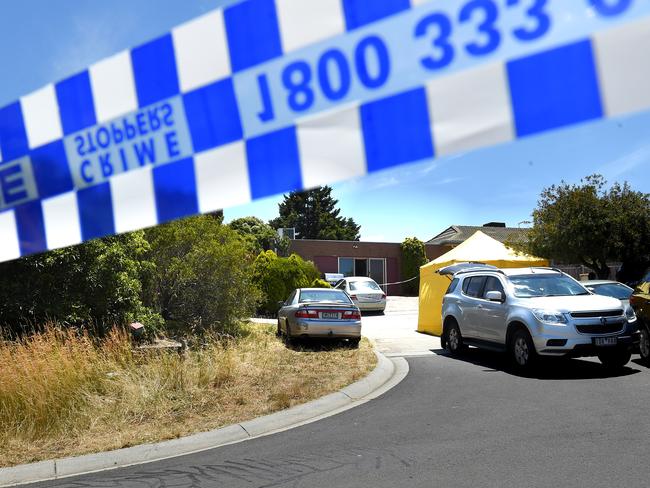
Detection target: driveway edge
<box><xmin>0</xmin><ymin>350</ymin><xmax>406</xmax><ymax>487</ymax></box>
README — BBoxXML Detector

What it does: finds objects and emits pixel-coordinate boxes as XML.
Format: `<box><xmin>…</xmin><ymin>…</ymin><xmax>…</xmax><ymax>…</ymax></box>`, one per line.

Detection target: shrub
<box><xmin>145</xmin><ymin>215</ymin><xmax>260</xmax><ymax>336</ymax></box>
<box><xmin>0</xmin><ymin>214</ymin><xmax>259</xmax><ymax>339</ymax></box>
<box><xmin>0</xmin><ymin>232</ymin><xmax>158</xmax><ymax>336</ymax></box>
<box><xmin>251</xmin><ymin>251</ymin><xmax>320</xmax><ymax>314</ymax></box>
<box><xmin>311</xmin><ymin>279</ymin><xmax>331</xmax><ymax>288</ymax></box>
<box><xmin>401</xmin><ymin>237</ymin><xmax>428</xmax><ymax>296</ymax></box>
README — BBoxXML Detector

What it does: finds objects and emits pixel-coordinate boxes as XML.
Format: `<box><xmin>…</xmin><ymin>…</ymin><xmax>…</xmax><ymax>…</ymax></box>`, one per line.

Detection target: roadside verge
<box><xmin>0</xmin><ymin>350</ymin><xmax>408</xmax><ymax>487</ymax></box>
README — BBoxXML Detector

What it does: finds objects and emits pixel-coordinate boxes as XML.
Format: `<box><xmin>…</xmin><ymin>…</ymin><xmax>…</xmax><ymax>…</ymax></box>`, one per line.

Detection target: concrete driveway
<box><xmin>361</xmin><ymin>296</ymin><xmax>441</xmax><ymax>356</ymax></box>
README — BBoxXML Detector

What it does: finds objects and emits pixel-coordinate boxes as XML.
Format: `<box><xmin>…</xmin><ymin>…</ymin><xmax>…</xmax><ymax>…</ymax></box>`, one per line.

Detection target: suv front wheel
<box><xmin>510</xmin><ymin>328</ymin><xmax>537</xmax><ymax>369</ymax></box>
<box><xmin>445</xmin><ymin>321</ymin><xmax>465</xmax><ymax>355</ymax></box>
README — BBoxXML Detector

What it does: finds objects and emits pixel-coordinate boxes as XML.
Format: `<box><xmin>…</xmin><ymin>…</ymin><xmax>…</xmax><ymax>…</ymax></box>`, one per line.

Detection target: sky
<box><xmin>1</xmin><ymin>0</ymin><xmax>649</xmax><ymax>243</ymax></box>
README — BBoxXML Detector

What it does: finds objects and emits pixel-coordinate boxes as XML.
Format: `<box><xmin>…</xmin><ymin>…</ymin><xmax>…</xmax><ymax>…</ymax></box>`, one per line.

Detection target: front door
<box><xmin>369</xmin><ymin>259</ymin><xmax>385</xmax><ymax>290</ymax></box>
<box><xmin>354</xmin><ymin>258</ymin><xmax>368</xmax><ymax>277</ymax></box>
<box><xmin>476</xmin><ymin>276</ymin><xmax>508</xmax><ymax>343</ymax></box>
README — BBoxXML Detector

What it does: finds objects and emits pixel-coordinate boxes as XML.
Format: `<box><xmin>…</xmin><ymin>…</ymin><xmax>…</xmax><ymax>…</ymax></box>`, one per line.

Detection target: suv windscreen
<box><xmin>509</xmin><ymin>274</ymin><xmax>590</xmax><ymax>298</ymax></box>
<box><xmin>463</xmin><ymin>276</ymin><xmax>487</xmax><ymax>298</ymax></box>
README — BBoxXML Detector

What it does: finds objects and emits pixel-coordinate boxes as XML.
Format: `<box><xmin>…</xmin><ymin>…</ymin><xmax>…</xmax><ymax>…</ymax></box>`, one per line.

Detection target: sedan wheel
<box><xmin>284</xmin><ymin>323</ymin><xmax>294</xmax><ymax>345</ymax></box>
<box><xmin>640</xmin><ymin>326</ymin><xmax>650</xmax><ymax>364</ymax></box>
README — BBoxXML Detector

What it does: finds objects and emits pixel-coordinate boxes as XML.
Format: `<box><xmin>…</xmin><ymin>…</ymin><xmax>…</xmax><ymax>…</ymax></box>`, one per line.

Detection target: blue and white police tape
<box><xmin>1</xmin><ymin>0</ymin><xmax>650</xmax><ymax>262</ymax></box>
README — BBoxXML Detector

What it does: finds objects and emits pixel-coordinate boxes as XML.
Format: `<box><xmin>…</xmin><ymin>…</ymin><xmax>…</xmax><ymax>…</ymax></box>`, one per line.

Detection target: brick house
<box><xmin>287</xmin><ymin>223</ymin><xmax>530</xmax><ymax>295</ymax></box>
<box><xmin>288</xmin><ymin>239</ymin><xmax>404</xmax><ymax>295</ymax></box>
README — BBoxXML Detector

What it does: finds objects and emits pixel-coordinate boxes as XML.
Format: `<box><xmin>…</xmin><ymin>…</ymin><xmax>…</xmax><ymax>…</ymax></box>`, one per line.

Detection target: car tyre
<box><xmin>510</xmin><ymin>328</ymin><xmax>537</xmax><ymax>370</ymax></box>
<box><xmin>598</xmin><ymin>348</ymin><xmax>632</xmax><ymax>370</ymax></box>
<box><xmin>284</xmin><ymin>324</ymin><xmax>295</xmax><ymax>346</ymax></box>
<box><xmin>445</xmin><ymin>321</ymin><xmax>465</xmax><ymax>355</ymax></box>
<box><xmin>639</xmin><ymin>325</ymin><xmax>650</xmax><ymax>365</ymax></box>
<box><xmin>349</xmin><ymin>337</ymin><xmax>361</xmax><ymax>348</ymax></box>
<box><xmin>276</xmin><ymin>320</ymin><xmax>282</xmax><ymax>337</ymax></box>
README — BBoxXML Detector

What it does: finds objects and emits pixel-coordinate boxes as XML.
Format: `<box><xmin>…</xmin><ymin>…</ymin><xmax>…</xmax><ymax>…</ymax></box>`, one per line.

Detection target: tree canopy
<box><xmin>269</xmin><ymin>186</ymin><xmax>360</xmax><ymax>240</ymax></box>
<box><xmin>520</xmin><ymin>174</ymin><xmax>650</xmax><ymax>280</ymax></box>
<box><xmin>228</xmin><ymin>216</ymin><xmax>289</xmax><ymax>255</ymax></box>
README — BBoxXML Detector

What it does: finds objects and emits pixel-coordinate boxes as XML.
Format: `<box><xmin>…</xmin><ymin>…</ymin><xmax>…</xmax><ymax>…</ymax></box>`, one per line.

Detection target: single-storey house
<box><xmin>288</xmin><ymin>222</ymin><xmax>529</xmax><ymax>295</ymax></box>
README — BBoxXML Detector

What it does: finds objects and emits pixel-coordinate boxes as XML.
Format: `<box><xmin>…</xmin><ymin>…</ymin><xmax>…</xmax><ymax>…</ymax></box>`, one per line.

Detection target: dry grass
<box><xmin>0</xmin><ymin>324</ymin><xmax>376</xmax><ymax>467</ymax></box>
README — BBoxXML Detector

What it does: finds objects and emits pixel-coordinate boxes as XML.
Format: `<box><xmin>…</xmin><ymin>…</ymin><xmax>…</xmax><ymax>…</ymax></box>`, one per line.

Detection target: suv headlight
<box><xmin>532</xmin><ymin>309</ymin><xmax>568</xmax><ymax>325</ymax></box>
<box><xmin>625</xmin><ymin>306</ymin><xmax>637</xmax><ymax>322</ymax></box>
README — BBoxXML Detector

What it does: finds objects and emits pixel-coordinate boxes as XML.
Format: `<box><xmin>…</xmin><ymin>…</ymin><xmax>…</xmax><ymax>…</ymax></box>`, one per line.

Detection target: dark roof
<box><xmin>426</xmin><ymin>225</ymin><xmax>529</xmax><ymax>246</ymax></box>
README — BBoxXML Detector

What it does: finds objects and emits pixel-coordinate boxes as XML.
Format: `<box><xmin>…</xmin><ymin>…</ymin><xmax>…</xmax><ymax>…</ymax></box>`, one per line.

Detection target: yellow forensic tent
<box><xmin>417</xmin><ymin>231</ymin><xmax>548</xmax><ymax>336</ymax></box>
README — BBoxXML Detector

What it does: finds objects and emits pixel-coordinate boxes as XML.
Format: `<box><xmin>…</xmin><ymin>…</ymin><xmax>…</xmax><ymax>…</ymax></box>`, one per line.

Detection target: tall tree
<box><xmin>269</xmin><ymin>186</ymin><xmax>361</xmax><ymax>240</ymax></box>
<box><xmin>519</xmin><ymin>175</ymin><xmax>650</xmax><ymax>279</ymax></box>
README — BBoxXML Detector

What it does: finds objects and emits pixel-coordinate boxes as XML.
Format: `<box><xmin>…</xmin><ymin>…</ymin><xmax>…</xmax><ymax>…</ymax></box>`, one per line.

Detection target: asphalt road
<box><xmin>27</xmin><ymin>299</ymin><xmax>650</xmax><ymax>488</ymax></box>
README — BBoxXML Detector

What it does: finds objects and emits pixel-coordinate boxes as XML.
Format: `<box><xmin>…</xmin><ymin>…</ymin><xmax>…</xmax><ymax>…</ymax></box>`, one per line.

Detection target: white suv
<box><xmin>440</xmin><ymin>264</ymin><xmax>639</xmax><ymax>369</ymax></box>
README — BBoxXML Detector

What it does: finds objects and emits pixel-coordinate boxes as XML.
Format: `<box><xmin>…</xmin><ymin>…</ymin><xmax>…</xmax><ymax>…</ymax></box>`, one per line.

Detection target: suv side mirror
<box><xmin>485</xmin><ymin>291</ymin><xmax>504</xmax><ymax>302</ymax></box>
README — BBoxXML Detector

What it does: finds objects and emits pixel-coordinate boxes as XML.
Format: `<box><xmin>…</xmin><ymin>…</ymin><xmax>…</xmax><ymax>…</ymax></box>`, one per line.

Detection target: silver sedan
<box><xmin>277</xmin><ymin>288</ymin><xmax>362</xmax><ymax>346</ymax></box>
<box><xmin>334</xmin><ymin>277</ymin><xmax>386</xmax><ymax>312</ymax></box>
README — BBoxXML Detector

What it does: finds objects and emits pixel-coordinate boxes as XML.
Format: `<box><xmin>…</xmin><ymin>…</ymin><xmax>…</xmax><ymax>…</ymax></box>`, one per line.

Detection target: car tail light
<box><xmin>342</xmin><ymin>310</ymin><xmax>361</xmax><ymax>320</ymax></box>
<box><xmin>295</xmin><ymin>309</ymin><xmax>319</xmax><ymax>319</ymax></box>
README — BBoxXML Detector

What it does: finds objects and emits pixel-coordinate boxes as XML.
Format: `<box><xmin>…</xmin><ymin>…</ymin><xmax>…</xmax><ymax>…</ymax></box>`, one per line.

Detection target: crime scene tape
<box><xmin>1</xmin><ymin>0</ymin><xmax>650</xmax><ymax>263</ymax></box>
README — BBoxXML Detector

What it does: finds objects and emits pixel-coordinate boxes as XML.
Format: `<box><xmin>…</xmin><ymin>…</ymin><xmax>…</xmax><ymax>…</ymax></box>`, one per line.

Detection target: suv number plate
<box><xmin>594</xmin><ymin>337</ymin><xmax>617</xmax><ymax>346</ymax></box>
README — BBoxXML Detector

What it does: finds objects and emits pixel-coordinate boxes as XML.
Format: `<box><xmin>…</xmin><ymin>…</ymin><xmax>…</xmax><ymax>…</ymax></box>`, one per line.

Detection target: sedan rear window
<box><xmin>349</xmin><ymin>280</ymin><xmax>381</xmax><ymax>291</ymax></box>
<box><xmin>299</xmin><ymin>290</ymin><xmax>352</xmax><ymax>303</ymax></box>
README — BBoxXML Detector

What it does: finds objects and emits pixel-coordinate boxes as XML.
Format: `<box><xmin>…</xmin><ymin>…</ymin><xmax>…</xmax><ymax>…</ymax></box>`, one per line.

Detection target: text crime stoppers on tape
<box><xmin>1</xmin><ymin>0</ymin><xmax>649</xmax><ymax>262</ymax></box>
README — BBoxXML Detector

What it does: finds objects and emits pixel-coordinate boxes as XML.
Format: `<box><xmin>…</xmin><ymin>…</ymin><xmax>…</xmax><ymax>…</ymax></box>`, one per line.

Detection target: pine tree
<box><xmin>269</xmin><ymin>186</ymin><xmax>361</xmax><ymax>240</ymax></box>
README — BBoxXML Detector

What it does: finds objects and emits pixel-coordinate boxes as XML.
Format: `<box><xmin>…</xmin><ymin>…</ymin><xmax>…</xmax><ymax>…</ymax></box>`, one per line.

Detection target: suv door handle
<box><xmin>477</xmin><ymin>304</ymin><xmax>484</xmax><ymax>309</ymax></box>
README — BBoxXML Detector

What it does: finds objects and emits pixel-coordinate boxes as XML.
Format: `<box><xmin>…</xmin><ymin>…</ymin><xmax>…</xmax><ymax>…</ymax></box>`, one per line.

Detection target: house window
<box><xmin>339</xmin><ymin>258</ymin><xmax>354</xmax><ymax>277</ymax></box>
